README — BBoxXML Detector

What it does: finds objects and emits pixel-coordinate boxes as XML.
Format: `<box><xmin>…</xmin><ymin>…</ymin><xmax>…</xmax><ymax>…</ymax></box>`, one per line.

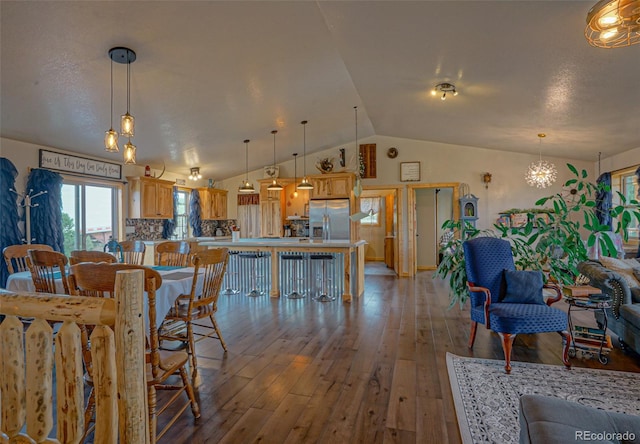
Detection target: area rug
<box><xmin>446</xmin><ymin>353</ymin><xmax>640</xmax><ymax>444</ymax></box>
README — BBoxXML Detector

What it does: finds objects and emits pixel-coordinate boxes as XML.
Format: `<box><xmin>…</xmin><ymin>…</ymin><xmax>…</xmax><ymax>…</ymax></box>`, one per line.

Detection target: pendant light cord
<box><xmin>126</xmin><ymin>54</ymin><xmax>131</xmax><ymax>114</ymax></box>
<box><xmin>245</xmin><ymin>140</ymin><xmax>250</xmax><ymax>181</ymax></box>
<box><xmin>272</xmin><ymin>130</ymin><xmax>277</xmax><ymax>168</ymax></box>
<box><xmin>110</xmin><ymin>58</ymin><xmax>114</xmax><ymax>128</ymax></box>
<box><xmin>302</xmin><ymin>121</ymin><xmax>307</xmax><ymax>177</ymax></box>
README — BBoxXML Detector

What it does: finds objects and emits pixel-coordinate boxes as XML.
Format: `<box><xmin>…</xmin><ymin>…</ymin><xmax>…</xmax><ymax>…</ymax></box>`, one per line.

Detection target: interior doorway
<box><xmin>361</xmin><ymin>186</ymin><xmax>402</xmax><ymax>276</ymax></box>
<box><xmin>408</xmin><ymin>183</ymin><xmax>459</xmax><ymax>276</ymax></box>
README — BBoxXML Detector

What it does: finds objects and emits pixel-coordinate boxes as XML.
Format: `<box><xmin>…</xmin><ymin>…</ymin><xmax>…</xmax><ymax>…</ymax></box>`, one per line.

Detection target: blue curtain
<box><xmin>25</xmin><ymin>168</ymin><xmax>64</xmax><ymax>252</ymax></box>
<box><xmin>189</xmin><ymin>188</ymin><xmax>202</xmax><ymax>237</ymax></box>
<box><xmin>636</xmin><ymin>167</ymin><xmax>640</xmax><ymax>258</ymax></box>
<box><xmin>595</xmin><ymin>172</ymin><xmax>612</xmax><ymax>229</ymax></box>
<box><xmin>162</xmin><ymin>186</ymin><xmax>178</xmax><ymax>239</ymax></box>
<box><xmin>1</xmin><ymin>158</ymin><xmax>23</xmax><ymax>287</ymax></box>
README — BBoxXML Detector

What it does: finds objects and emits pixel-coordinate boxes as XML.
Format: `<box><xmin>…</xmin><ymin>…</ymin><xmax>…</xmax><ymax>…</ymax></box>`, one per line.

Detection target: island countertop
<box><xmin>199</xmin><ymin>238</ymin><xmax>366</xmax><ymax>301</ymax></box>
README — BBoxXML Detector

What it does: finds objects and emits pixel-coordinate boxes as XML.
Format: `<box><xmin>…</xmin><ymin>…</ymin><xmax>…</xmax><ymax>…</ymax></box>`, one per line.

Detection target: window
<box><xmin>360</xmin><ymin>197</ymin><xmax>381</xmax><ymax>226</ymax></box>
<box><xmin>171</xmin><ymin>189</ymin><xmax>190</xmax><ymax>240</ymax></box>
<box><xmin>61</xmin><ymin>179</ymin><xmax>123</xmax><ymax>253</ymax></box>
<box><xmin>611</xmin><ymin>167</ymin><xmax>639</xmax><ymax>247</ymax></box>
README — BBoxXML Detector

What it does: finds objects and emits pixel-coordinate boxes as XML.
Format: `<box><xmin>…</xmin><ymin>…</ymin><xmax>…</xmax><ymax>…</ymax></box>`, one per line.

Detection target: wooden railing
<box><xmin>0</xmin><ymin>269</ymin><xmax>149</xmax><ymax>444</ymax></box>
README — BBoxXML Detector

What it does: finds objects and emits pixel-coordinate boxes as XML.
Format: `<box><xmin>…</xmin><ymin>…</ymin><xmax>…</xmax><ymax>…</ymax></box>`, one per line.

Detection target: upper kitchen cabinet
<box><xmin>128</xmin><ymin>176</ymin><xmax>174</xmax><ymax>219</ymax></box>
<box><xmin>198</xmin><ymin>188</ymin><xmax>228</xmax><ymax>220</ymax></box>
<box><xmin>309</xmin><ymin>172</ymin><xmax>355</xmax><ymax>200</ymax></box>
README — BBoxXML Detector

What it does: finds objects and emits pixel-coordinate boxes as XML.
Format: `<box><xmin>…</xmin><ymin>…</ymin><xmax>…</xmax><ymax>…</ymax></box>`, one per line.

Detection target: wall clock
<box><xmin>387</xmin><ymin>147</ymin><xmax>398</xmax><ymax>159</ymax></box>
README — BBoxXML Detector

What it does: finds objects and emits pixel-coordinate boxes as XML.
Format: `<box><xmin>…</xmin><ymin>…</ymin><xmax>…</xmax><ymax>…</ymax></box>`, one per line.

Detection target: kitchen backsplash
<box><xmin>126</xmin><ymin>218</ymin><xmax>238</xmax><ymax>240</ymax></box>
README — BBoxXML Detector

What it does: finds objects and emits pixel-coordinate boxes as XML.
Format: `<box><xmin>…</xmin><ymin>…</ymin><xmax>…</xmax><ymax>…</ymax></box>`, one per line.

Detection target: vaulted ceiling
<box><xmin>1</xmin><ymin>1</ymin><xmax>638</xmax><ymax>180</ymax></box>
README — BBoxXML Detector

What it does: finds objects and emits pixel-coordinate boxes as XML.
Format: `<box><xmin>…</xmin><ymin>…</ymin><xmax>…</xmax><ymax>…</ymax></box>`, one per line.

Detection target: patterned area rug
<box><xmin>446</xmin><ymin>353</ymin><xmax>640</xmax><ymax>444</ymax></box>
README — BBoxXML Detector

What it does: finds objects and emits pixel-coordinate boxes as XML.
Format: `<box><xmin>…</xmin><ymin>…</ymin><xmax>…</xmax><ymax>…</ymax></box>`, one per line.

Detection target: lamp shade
<box><xmin>123</xmin><ymin>140</ymin><xmax>136</xmax><ymax>164</ymax></box>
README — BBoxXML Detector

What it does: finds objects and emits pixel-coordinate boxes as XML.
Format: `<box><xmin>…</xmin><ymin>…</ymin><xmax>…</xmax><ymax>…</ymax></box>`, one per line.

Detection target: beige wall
<box><xmin>3</xmin><ymin>135</ymin><xmax>637</xmax><ymax>275</ymax></box>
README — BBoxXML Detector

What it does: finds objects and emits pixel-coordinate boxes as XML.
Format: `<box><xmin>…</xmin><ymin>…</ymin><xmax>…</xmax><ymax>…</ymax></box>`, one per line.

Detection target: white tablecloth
<box><xmin>5</xmin><ymin>267</ymin><xmax>202</xmax><ymax>329</ymax></box>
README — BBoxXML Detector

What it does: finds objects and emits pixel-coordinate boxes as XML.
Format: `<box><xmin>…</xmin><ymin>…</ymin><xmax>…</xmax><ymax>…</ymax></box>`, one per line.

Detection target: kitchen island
<box><xmin>199</xmin><ymin>239</ymin><xmax>366</xmax><ymax>302</ymax></box>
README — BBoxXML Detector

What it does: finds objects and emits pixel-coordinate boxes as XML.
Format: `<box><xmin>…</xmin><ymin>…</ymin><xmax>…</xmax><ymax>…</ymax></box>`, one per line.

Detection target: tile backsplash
<box><xmin>126</xmin><ymin>218</ymin><xmax>238</xmax><ymax>240</ymax></box>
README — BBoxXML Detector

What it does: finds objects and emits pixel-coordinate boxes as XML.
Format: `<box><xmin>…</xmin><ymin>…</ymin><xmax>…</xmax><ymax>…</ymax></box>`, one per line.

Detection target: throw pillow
<box><xmin>501</xmin><ymin>270</ymin><xmax>545</xmax><ymax>305</ymax></box>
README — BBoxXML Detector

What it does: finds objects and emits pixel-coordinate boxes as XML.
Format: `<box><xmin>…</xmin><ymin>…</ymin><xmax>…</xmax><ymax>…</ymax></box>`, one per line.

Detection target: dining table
<box><xmin>5</xmin><ymin>265</ymin><xmax>203</xmax><ymax>329</ymax></box>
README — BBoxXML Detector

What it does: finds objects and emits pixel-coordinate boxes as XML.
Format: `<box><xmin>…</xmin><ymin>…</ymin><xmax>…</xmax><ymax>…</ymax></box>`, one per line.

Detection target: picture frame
<box><xmin>400</xmin><ymin>161</ymin><xmax>420</xmax><ymax>182</ymax></box>
<box><xmin>39</xmin><ymin>149</ymin><xmax>122</xmax><ymax>180</ymax></box>
<box><xmin>264</xmin><ymin>165</ymin><xmax>279</xmax><ymax>179</ymax></box>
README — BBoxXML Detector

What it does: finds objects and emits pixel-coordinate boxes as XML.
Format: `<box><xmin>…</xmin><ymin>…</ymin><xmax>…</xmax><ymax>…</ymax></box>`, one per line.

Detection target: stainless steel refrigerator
<box><xmin>309</xmin><ymin>198</ymin><xmax>350</xmax><ymax>241</ymax></box>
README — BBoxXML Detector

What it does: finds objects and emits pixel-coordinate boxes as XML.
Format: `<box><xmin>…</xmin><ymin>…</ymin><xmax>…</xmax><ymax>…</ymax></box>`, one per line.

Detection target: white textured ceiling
<box><xmin>1</xmin><ymin>1</ymin><xmax>639</xmax><ymax>180</ymax></box>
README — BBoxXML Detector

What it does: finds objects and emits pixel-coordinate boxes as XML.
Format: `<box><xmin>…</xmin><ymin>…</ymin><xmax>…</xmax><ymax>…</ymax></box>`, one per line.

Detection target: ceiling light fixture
<box><xmin>108</xmin><ymin>47</ymin><xmax>137</xmax><ymax>164</ymax></box>
<box><xmin>431</xmin><ymin>82</ymin><xmax>458</xmax><ymax>101</ymax></box>
<box><xmin>585</xmin><ymin>0</ymin><xmax>640</xmax><ymax>48</ymax></box>
<box><xmin>188</xmin><ymin>167</ymin><xmax>202</xmax><ymax>181</ymax></box>
<box><xmin>297</xmin><ymin>121</ymin><xmax>314</xmax><ymax>190</ymax></box>
<box><xmin>292</xmin><ymin>153</ymin><xmax>299</xmax><ymax>197</ymax></box>
<box><xmin>239</xmin><ymin>139</ymin><xmax>255</xmax><ymax>193</ymax></box>
<box><xmin>267</xmin><ymin>130</ymin><xmax>284</xmax><ymax>191</ymax></box>
<box><xmin>104</xmin><ymin>54</ymin><xmax>119</xmax><ymax>153</ymax></box>
<box><xmin>525</xmin><ymin>133</ymin><xmax>557</xmax><ymax>189</ymax></box>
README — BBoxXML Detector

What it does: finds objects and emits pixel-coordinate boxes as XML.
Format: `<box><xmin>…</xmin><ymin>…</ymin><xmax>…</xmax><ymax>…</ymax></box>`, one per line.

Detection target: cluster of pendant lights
<box><xmin>104</xmin><ymin>47</ymin><xmax>137</xmax><ymax>164</ymax></box>
<box><xmin>239</xmin><ymin>120</ymin><xmax>314</xmax><ymax>193</ymax></box>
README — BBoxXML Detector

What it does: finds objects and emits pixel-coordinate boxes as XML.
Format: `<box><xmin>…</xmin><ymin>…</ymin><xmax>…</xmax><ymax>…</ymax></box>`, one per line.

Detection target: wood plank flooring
<box><xmin>159</xmin><ymin>268</ymin><xmax>640</xmax><ymax>443</ymax></box>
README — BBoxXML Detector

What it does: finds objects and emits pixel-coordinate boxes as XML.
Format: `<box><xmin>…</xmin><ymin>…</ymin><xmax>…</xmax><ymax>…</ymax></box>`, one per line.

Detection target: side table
<box><xmin>565</xmin><ymin>295</ymin><xmax>612</xmax><ymax>364</ymax></box>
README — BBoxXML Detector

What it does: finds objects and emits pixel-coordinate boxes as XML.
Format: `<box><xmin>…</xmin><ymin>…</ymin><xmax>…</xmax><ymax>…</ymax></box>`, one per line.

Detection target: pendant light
<box><xmin>123</xmin><ymin>140</ymin><xmax>136</xmax><ymax>164</ymax></box>
<box><xmin>188</xmin><ymin>167</ymin><xmax>202</xmax><ymax>180</ymax></box>
<box><xmin>292</xmin><ymin>153</ymin><xmax>299</xmax><ymax>197</ymax></box>
<box><xmin>267</xmin><ymin>130</ymin><xmax>284</xmax><ymax>191</ymax></box>
<box><xmin>239</xmin><ymin>139</ymin><xmax>255</xmax><ymax>193</ymax></box>
<box><xmin>104</xmin><ymin>55</ymin><xmax>119</xmax><ymax>152</ymax></box>
<box><xmin>120</xmin><ymin>49</ymin><xmax>135</xmax><ymax>138</ymax></box>
<box><xmin>525</xmin><ymin>133</ymin><xmax>557</xmax><ymax>189</ymax></box>
<box><xmin>297</xmin><ymin>120</ymin><xmax>314</xmax><ymax>190</ymax></box>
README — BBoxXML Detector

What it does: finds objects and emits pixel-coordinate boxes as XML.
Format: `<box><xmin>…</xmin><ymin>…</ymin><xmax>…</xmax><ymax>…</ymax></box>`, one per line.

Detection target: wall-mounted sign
<box><xmin>400</xmin><ymin>161</ymin><xmax>420</xmax><ymax>182</ymax></box>
<box><xmin>39</xmin><ymin>149</ymin><xmax>122</xmax><ymax>180</ymax></box>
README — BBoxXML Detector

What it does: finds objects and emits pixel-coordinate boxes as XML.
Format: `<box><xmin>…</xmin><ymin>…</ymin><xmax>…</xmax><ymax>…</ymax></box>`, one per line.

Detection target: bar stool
<box><xmin>310</xmin><ymin>253</ymin><xmax>335</xmax><ymax>302</ymax></box>
<box><xmin>280</xmin><ymin>253</ymin><xmax>306</xmax><ymax>299</ymax></box>
<box><xmin>239</xmin><ymin>252</ymin><xmax>266</xmax><ymax>297</ymax></box>
<box><xmin>222</xmin><ymin>250</ymin><xmax>240</xmax><ymax>295</ymax></box>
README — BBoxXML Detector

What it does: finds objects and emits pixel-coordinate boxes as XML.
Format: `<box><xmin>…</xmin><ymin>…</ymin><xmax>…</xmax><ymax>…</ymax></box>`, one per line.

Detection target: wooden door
<box><xmin>260</xmin><ymin>201</ymin><xmax>282</xmax><ymax>237</ymax></box>
<box><xmin>156</xmin><ymin>183</ymin><xmax>174</xmax><ymax>219</ymax></box>
<box><xmin>141</xmin><ymin>180</ymin><xmax>158</xmax><ymax>218</ymax></box>
<box><xmin>198</xmin><ymin>189</ymin><xmax>212</xmax><ymax>219</ymax></box>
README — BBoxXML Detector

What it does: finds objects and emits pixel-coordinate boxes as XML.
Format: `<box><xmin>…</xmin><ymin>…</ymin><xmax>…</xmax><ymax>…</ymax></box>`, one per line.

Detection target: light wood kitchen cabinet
<box><xmin>309</xmin><ymin>172</ymin><xmax>354</xmax><ymax>200</ymax></box>
<box><xmin>260</xmin><ymin>200</ymin><xmax>282</xmax><ymax>237</ymax></box>
<box><xmin>128</xmin><ymin>176</ymin><xmax>174</xmax><ymax>219</ymax></box>
<box><xmin>198</xmin><ymin>188</ymin><xmax>228</xmax><ymax>220</ymax></box>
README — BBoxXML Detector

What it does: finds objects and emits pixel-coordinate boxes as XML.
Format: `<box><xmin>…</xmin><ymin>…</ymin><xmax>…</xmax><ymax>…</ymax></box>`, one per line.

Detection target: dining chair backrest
<box><xmin>69</xmin><ymin>250</ymin><xmax>118</xmax><ymax>266</ymax></box>
<box><xmin>3</xmin><ymin>243</ymin><xmax>53</xmax><ymax>274</ymax></box>
<box><xmin>155</xmin><ymin>241</ymin><xmax>191</xmax><ymax>267</ymax></box>
<box><xmin>187</xmin><ymin>248</ymin><xmax>229</xmax><ymax>311</ymax></box>
<box><xmin>26</xmin><ymin>249</ymin><xmax>70</xmax><ymax>294</ymax></box>
<box><xmin>120</xmin><ymin>240</ymin><xmax>147</xmax><ymax>265</ymax></box>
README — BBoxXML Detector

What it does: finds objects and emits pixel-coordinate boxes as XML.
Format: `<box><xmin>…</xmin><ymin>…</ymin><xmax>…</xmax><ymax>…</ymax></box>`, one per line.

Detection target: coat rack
<box><xmin>10</xmin><ymin>188</ymin><xmax>47</xmax><ymax>244</ymax></box>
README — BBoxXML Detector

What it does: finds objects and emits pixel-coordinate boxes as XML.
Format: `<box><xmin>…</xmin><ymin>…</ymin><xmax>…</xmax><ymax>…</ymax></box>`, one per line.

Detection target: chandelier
<box><xmin>105</xmin><ymin>47</ymin><xmax>137</xmax><ymax>164</ymax></box>
<box><xmin>525</xmin><ymin>134</ymin><xmax>557</xmax><ymax>189</ymax></box>
<box><xmin>585</xmin><ymin>0</ymin><xmax>640</xmax><ymax>48</ymax></box>
<box><xmin>188</xmin><ymin>167</ymin><xmax>202</xmax><ymax>181</ymax></box>
<box><xmin>431</xmin><ymin>82</ymin><xmax>458</xmax><ymax>101</ymax></box>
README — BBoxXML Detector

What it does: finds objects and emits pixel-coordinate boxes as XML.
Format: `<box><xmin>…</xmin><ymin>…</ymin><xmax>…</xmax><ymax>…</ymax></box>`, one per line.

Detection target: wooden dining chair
<box><xmin>26</xmin><ymin>249</ymin><xmax>70</xmax><ymax>295</ymax></box>
<box><xmin>69</xmin><ymin>262</ymin><xmax>200</xmax><ymax>443</ymax></box>
<box><xmin>155</xmin><ymin>241</ymin><xmax>191</xmax><ymax>267</ymax></box>
<box><xmin>159</xmin><ymin>248</ymin><xmax>229</xmax><ymax>378</ymax></box>
<box><xmin>69</xmin><ymin>249</ymin><xmax>118</xmax><ymax>265</ymax></box>
<box><xmin>3</xmin><ymin>243</ymin><xmax>53</xmax><ymax>274</ymax></box>
<box><xmin>120</xmin><ymin>240</ymin><xmax>147</xmax><ymax>265</ymax></box>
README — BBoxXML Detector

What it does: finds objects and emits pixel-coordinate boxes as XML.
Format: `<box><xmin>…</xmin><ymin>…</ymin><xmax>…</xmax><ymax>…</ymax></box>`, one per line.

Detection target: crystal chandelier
<box><xmin>525</xmin><ymin>134</ymin><xmax>557</xmax><ymax>189</ymax></box>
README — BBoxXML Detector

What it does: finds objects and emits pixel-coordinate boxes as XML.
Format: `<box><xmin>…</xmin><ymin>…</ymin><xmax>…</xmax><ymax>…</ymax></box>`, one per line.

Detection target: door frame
<box><xmin>408</xmin><ymin>183</ymin><xmax>459</xmax><ymax>277</ymax></box>
<box><xmin>362</xmin><ymin>185</ymin><xmax>403</xmax><ymax>276</ymax></box>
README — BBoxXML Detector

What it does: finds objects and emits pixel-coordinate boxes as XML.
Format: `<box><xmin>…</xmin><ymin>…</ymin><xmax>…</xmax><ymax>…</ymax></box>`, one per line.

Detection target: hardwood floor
<box><xmin>158</xmin><ymin>270</ymin><xmax>640</xmax><ymax>443</ymax></box>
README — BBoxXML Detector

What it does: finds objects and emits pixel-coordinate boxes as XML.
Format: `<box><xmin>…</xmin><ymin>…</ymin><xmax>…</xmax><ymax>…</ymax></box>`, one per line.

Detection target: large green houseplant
<box><xmin>435</xmin><ymin>164</ymin><xmax>640</xmax><ymax>308</ymax></box>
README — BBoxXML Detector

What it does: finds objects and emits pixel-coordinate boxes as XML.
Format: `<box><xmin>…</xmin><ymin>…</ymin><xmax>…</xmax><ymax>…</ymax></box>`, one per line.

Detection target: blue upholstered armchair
<box><xmin>463</xmin><ymin>237</ymin><xmax>571</xmax><ymax>373</ymax></box>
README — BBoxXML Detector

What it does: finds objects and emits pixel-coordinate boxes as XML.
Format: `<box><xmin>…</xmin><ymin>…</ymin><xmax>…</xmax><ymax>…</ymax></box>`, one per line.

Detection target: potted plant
<box><xmin>436</xmin><ymin>164</ymin><xmax>640</xmax><ymax>308</ymax></box>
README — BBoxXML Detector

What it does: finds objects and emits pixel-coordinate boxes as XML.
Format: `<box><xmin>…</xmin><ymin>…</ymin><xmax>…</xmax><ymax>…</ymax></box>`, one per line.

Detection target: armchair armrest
<box><xmin>467</xmin><ymin>282</ymin><xmax>492</xmax><ymax>329</ymax></box>
<box><xmin>543</xmin><ymin>283</ymin><xmax>562</xmax><ymax>306</ymax></box>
